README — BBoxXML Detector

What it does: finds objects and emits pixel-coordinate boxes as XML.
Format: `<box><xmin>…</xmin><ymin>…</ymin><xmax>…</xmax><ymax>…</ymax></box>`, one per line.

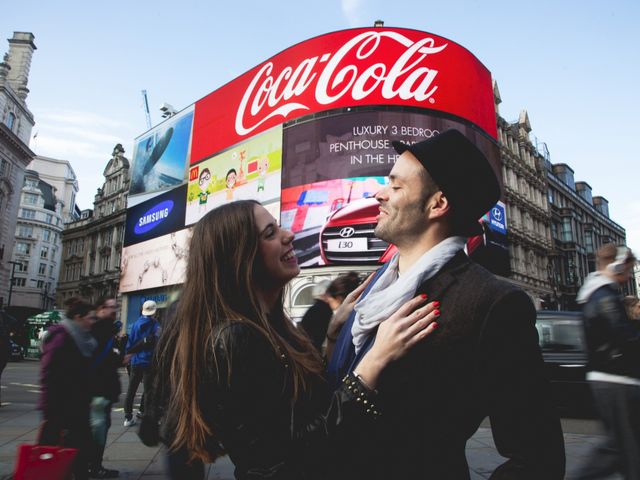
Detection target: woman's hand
<box><xmin>326</xmin><ymin>272</ymin><xmax>375</xmax><ymax>341</ymax></box>
<box><xmin>354</xmin><ymin>295</ymin><xmax>440</xmax><ymax>390</ymax></box>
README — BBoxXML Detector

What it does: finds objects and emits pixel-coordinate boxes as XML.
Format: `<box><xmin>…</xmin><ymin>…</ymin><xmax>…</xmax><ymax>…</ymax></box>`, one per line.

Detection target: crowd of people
<box><xmin>21</xmin><ymin>129</ymin><xmax>639</xmax><ymax>479</ymax></box>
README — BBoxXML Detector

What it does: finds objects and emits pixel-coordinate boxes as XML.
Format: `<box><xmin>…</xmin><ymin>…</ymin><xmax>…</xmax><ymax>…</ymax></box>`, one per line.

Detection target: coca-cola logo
<box><xmin>235</xmin><ymin>31</ymin><xmax>448</xmax><ymax>136</ymax></box>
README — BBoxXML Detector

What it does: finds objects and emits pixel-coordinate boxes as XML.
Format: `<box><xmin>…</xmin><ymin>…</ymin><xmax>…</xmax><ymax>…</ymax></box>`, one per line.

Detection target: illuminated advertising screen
<box><xmin>129</xmin><ymin>106</ymin><xmax>193</xmax><ymax>206</ymax></box>
<box><xmin>119</xmin><ymin>228</ymin><xmax>191</xmax><ymax>293</ymax></box>
<box><xmin>124</xmin><ymin>185</ymin><xmax>187</xmax><ymax>247</ymax></box>
<box><xmin>185</xmin><ymin>126</ymin><xmax>282</xmax><ymax>226</ymax></box>
<box><xmin>281</xmin><ymin>109</ymin><xmax>502</xmax><ymax>267</ymax></box>
<box><xmin>191</xmin><ymin>27</ymin><xmax>496</xmax><ymax>164</ymax></box>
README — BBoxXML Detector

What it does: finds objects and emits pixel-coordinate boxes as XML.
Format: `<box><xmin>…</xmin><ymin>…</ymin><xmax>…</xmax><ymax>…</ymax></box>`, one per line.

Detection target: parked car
<box><xmin>535</xmin><ymin>311</ymin><xmax>595</xmax><ymax>417</ymax></box>
<box><xmin>9</xmin><ymin>339</ymin><xmax>23</xmax><ymax>361</ymax></box>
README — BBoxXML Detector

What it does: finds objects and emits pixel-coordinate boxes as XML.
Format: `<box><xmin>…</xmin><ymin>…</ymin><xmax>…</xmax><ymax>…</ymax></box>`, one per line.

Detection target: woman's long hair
<box><xmin>157</xmin><ymin>200</ymin><xmax>323</xmax><ymax>462</ymax></box>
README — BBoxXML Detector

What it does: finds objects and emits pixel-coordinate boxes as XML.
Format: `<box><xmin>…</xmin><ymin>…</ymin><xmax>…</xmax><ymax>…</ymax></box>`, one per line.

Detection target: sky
<box><xmin>2</xmin><ymin>0</ymin><xmax>639</xmax><ymax>252</ymax></box>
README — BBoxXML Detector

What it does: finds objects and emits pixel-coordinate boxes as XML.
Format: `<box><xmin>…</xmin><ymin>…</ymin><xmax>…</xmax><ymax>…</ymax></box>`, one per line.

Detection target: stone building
<box><xmin>56</xmin><ymin>145</ymin><xmax>130</xmax><ymax>304</ymax></box>
<box><xmin>28</xmin><ymin>155</ymin><xmax>79</xmax><ymax>223</ymax></box>
<box><xmin>0</xmin><ymin>32</ymin><xmax>37</xmax><ymax>308</ymax></box>
<box><xmin>546</xmin><ymin>163</ymin><xmax>634</xmax><ymax>309</ymax></box>
<box><xmin>9</xmin><ymin>169</ymin><xmax>63</xmax><ymax>317</ymax></box>
<box><xmin>494</xmin><ymin>82</ymin><xmax>554</xmax><ymax>307</ymax></box>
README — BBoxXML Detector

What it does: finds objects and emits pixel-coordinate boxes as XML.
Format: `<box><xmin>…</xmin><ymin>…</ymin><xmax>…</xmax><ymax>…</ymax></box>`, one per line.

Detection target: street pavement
<box><xmin>0</xmin><ymin>359</ymin><xmax>623</xmax><ymax>480</ymax></box>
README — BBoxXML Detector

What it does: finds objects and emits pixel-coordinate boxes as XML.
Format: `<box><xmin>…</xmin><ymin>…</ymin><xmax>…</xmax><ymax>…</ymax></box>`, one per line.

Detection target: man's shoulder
<box><xmin>456</xmin><ymin>258</ymin><xmax>520</xmax><ymax>295</ymax></box>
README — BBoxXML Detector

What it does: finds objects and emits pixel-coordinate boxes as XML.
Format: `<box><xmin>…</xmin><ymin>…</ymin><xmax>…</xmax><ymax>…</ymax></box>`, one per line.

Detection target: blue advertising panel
<box><xmin>124</xmin><ymin>184</ymin><xmax>187</xmax><ymax>247</ymax></box>
<box><xmin>487</xmin><ymin>201</ymin><xmax>507</xmax><ymax>234</ymax></box>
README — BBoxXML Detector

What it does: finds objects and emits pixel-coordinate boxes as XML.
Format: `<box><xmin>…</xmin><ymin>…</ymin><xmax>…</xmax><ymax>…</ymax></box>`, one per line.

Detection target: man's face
<box><xmin>97</xmin><ymin>299</ymin><xmax>117</xmax><ymax>321</ymax></box>
<box><xmin>374</xmin><ymin>151</ymin><xmax>432</xmax><ymax>247</ymax></box>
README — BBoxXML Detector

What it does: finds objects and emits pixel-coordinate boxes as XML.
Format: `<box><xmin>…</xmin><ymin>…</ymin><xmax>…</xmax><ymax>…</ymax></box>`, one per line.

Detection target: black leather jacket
<box><xmin>154</xmin><ymin>321</ymin><xmax>379</xmax><ymax>480</ymax></box>
<box><xmin>582</xmin><ymin>284</ymin><xmax>640</xmax><ymax>379</ymax></box>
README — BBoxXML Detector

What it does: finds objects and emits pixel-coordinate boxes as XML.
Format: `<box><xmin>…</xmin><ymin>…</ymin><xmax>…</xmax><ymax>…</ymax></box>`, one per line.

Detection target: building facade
<box><xmin>56</xmin><ymin>144</ymin><xmax>130</xmax><ymax>305</ymax></box>
<box><xmin>10</xmin><ymin>169</ymin><xmax>63</xmax><ymax>317</ymax></box>
<box><xmin>0</xmin><ymin>32</ymin><xmax>37</xmax><ymax>308</ymax></box>
<box><xmin>546</xmin><ymin>162</ymin><xmax>634</xmax><ymax>309</ymax></box>
<box><xmin>28</xmin><ymin>155</ymin><xmax>79</xmax><ymax>223</ymax></box>
<box><xmin>494</xmin><ymin>82</ymin><xmax>554</xmax><ymax>307</ymax></box>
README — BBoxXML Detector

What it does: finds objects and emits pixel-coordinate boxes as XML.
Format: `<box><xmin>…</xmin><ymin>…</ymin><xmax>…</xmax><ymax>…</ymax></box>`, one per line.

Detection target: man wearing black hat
<box><xmin>327</xmin><ymin>129</ymin><xmax>565</xmax><ymax>479</ymax></box>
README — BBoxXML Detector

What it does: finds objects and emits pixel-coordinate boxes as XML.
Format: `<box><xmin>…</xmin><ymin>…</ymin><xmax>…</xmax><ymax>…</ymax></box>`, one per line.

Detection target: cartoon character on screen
<box><xmin>232</xmin><ymin>150</ymin><xmax>247</xmax><ymax>186</ymax></box>
<box><xmin>198</xmin><ymin>168</ymin><xmax>212</xmax><ymax>213</ymax></box>
<box><xmin>257</xmin><ymin>156</ymin><xmax>269</xmax><ymax>193</ymax></box>
<box><xmin>225</xmin><ymin>168</ymin><xmax>237</xmax><ymax>201</ymax></box>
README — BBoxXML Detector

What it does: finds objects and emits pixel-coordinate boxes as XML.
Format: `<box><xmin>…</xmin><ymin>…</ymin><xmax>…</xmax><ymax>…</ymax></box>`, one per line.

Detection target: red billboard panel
<box><xmin>192</xmin><ymin>28</ymin><xmax>496</xmax><ymax>164</ymax></box>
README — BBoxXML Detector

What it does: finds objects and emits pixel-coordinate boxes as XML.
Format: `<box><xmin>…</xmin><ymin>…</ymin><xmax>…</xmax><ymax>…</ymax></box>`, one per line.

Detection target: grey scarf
<box><xmin>62</xmin><ymin>317</ymin><xmax>97</xmax><ymax>358</ymax></box>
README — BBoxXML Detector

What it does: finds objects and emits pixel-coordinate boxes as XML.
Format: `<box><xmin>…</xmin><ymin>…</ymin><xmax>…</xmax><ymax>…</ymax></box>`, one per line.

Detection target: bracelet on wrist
<box><xmin>342</xmin><ymin>372</ymin><xmax>381</xmax><ymax>418</ymax></box>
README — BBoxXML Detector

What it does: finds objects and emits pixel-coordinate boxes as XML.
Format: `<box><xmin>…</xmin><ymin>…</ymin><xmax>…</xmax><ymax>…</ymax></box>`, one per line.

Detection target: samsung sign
<box><xmin>135</xmin><ymin>200</ymin><xmax>174</xmax><ymax>234</ymax></box>
<box><xmin>124</xmin><ymin>184</ymin><xmax>187</xmax><ymax>247</ymax></box>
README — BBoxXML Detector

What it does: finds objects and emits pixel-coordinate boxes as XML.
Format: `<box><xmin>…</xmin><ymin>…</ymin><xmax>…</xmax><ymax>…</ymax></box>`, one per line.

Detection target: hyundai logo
<box><xmin>491</xmin><ymin>207</ymin><xmax>503</xmax><ymax>222</ymax></box>
<box><xmin>339</xmin><ymin>227</ymin><xmax>356</xmax><ymax>238</ymax></box>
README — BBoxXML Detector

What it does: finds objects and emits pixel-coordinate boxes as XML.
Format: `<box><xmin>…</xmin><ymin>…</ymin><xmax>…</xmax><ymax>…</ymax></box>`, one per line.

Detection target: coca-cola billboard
<box><xmin>191</xmin><ymin>27</ymin><xmax>496</xmax><ymax>164</ymax></box>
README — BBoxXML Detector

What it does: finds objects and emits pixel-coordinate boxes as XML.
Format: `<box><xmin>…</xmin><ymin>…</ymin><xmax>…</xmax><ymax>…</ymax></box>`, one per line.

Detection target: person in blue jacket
<box><xmin>123</xmin><ymin>300</ymin><xmax>159</xmax><ymax>427</ymax></box>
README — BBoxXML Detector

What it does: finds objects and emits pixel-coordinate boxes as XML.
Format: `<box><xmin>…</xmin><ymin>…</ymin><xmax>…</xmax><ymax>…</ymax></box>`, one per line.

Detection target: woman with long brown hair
<box><xmin>152</xmin><ymin>200</ymin><xmax>439</xmax><ymax>479</ymax></box>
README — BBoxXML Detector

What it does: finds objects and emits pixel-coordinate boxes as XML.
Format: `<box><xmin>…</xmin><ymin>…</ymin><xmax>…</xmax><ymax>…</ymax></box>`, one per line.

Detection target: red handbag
<box><xmin>13</xmin><ymin>444</ymin><xmax>78</xmax><ymax>480</ymax></box>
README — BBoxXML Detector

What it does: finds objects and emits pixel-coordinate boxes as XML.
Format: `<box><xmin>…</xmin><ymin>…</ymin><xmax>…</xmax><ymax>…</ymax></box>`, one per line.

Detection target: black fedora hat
<box><xmin>392</xmin><ymin>129</ymin><xmax>500</xmax><ymax>237</ymax></box>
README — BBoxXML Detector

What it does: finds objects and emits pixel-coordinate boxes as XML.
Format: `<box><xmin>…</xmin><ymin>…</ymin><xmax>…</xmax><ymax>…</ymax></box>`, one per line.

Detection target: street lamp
<box><xmin>7</xmin><ymin>260</ymin><xmax>23</xmax><ymax>308</ymax></box>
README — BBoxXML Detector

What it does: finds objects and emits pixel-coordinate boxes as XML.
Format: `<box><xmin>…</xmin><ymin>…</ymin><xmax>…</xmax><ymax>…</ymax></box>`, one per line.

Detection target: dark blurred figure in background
<box><xmin>301</xmin><ymin>272</ymin><xmax>361</xmax><ymax>354</ymax></box>
<box><xmin>38</xmin><ymin>297</ymin><xmax>97</xmax><ymax>480</ymax></box>
<box><xmin>623</xmin><ymin>296</ymin><xmax>640</xmax><ymax>322</ymax></box>
<box><xmin>0</xmin><ymin>314</ymin><xmax>9</xmax><ymax>407</ymax></box>
<box><xmin>88</xmin><ymin>297</ymin><xmax>122</xmax><ymax>478</ymax></box>
<box><xmin>572</xmin><ymin>244</ymin><xmax>640</xmax><ymax>480</ymax></box>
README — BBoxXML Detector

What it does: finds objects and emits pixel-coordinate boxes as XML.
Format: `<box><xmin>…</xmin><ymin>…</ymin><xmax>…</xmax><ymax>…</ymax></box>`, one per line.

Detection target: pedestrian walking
<box><xmin>301</xmin><ymin>273</ymin><xmax>363</xmax><ymax>355</ymax></box>
<box><xmin>123</xmin><ymin>300</ymin><xmax>159</xmax><ymax>427</ymax></box>
<box><xmin>147</xmin><ymin>200</ymin><xmax>439</xmax><ymax>479</ymax></box>
<box><xmin>88</xmin><ymin>297</ymin><xmax>122</xmax><ymax>478</ymax></box>
<box><xmin>38</xmin><ymin>297</ymin><xmax>97</xmax><ymax>480</ymax></box>
<box><xmin>327</xmin><ymin>129</ymin><xmax>565</xmax><ymax>479</ymax></box>
<box><xmin>570</xmin><ymin>244</ymin><xmax>640</xmax><ymax>480</ymax></box>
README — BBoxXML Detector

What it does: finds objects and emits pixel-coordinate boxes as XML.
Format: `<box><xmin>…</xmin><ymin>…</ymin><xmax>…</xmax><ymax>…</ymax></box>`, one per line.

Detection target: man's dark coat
<box><xmin>328</xmin><ymin>251</ymin><xmax>566</xmax><ymax>479</ymax></box>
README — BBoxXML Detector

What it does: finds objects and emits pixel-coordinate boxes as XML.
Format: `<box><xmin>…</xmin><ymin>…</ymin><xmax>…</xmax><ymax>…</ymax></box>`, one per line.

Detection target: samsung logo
<box><xmin>134</xmin><ymin>200</ymin><xmax>174</xmax><ymax>235</ymax></box>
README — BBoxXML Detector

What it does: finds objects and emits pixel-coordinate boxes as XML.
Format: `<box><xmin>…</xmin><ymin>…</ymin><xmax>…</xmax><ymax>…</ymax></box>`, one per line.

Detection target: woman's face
<box><xmin>254</xmin><ymin>204</ymin><xmax>299</xmax><ymax>287</ymax></box>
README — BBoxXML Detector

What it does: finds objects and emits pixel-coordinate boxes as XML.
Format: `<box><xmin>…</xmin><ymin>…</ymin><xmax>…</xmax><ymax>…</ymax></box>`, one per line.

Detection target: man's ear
<box><xmin>426</xmin><ymin>191</ymin><xmax>451</xmax><ymax>220</ymax></box>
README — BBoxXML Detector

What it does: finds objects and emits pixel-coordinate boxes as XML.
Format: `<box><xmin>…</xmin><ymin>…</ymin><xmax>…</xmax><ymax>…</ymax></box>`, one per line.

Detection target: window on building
<box><xmin>0</xmin><ymin>159</ymin><xmax>9</xmax><ymax>178</ymax></box>
<box><xmin>45</xmin><ymin>213</ymin><xmax>53</xmax><ymax>224</ymax></box>
<box><xmin>49</xmin><ymin>265</ymin><xmax>54</xmax><ymax>277</ymax></box>
<box><xmin>101</xmin><ymin>253</ymin><xmax>111</xmax><ymax>271</ymax></box>
<box><xmin>41</xmin><ymin>246</ymin><xmax>49</xmax><ymax>259</ymax></box>
<box><xmin>18</xmin><ymin>226</ymin><xmax>33</xmax><ymax>237</ymax></box>
<box><xmin>42</xmin><ymin>230</ymin><xmax>51</xmax><ymax>242</ymax></box>
<box><xmin>23</xmin><ymin>192</ymin><xmax>38</xmax><ymax>205</ymax></box>
<box><xmin>13</xmin><ymin>277</ymin><xmax>26</xmax><ymax>287</ymax></box>
<box><xmin>37</xmin><ymin>280</ymin><xmax>44</xmax><ymax>289</ymax></box>
<box><xmin>20</xmin><ymin>209</ymin><xmax>36</xmax><ymax>219</ymax></box>
<box><xmin>16</xmin><ymin>242</ymin><xmax>31</xmax><ymax>255</ymax></box>
<box><xmin>561</xmin><ymin>217</ymin><xmax>574</xmax><ymax>242</ymax></box>
<box><xmin>38</xmin><ymin>263</ymin><xmax>46</xmax><ymax>275</ymax></box>
<box><xmin>5</xmin><ymin>112</ymin><xmax>15</xmax><ymax>130</ymax></box>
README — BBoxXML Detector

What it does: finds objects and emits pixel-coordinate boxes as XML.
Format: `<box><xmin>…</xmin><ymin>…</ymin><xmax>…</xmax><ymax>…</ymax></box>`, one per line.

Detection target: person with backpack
<box><xmin>123</xmin><ymin>300</ymin><xmax>159</xmax><ymax>427</ymax></box>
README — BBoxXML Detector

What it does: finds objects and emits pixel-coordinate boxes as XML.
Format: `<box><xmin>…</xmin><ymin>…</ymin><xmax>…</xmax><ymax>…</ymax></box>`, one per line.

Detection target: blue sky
<box><xmin>2</xmin><ymin>0</ymin><xmax>639</xmax><ymax>253</ymax></box>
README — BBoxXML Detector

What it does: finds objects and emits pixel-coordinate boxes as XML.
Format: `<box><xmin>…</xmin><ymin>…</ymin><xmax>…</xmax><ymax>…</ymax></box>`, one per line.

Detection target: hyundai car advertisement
<box><xmin>281</xmin><ymin>109</ymin><xmax>504</xmax><ymax>268</ymax></box>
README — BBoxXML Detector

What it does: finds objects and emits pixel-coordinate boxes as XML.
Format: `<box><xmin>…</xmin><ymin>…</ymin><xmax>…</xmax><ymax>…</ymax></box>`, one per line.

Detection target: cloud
<box><xmin>341</xmin><ymin>0</ymin><xmax>366</xmax><ymax>27</ymax></box>
<box><xmin>29</xmin><ymin>108</ymin><xmax>136</xmax><ymax>209</ymax></box>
